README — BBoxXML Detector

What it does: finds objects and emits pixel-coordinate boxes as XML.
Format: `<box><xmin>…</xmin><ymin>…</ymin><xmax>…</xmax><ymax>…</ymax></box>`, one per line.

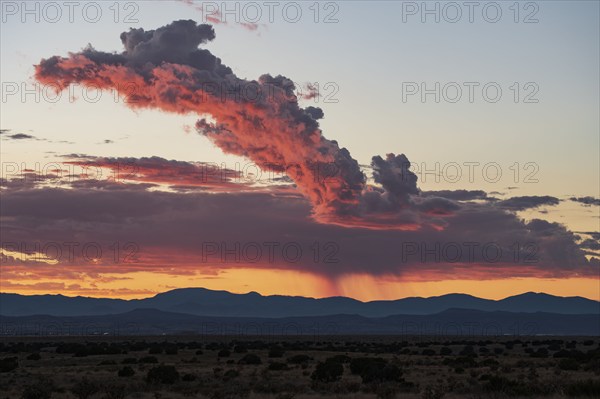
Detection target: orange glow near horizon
<box><xmin>1</xmin><ymin>269</ymin><xmax>598</xmax><ymax>302</ymax></box>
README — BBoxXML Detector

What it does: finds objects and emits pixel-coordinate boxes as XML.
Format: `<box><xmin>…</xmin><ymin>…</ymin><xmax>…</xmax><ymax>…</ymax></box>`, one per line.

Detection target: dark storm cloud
<box><xmin>1</xmin><ymin>183</ymin><xmax>597</xmax><ymax>279</ymax></box>
<box><xmin>496</xmin><ymin>196</ymin><xmax>560</xmax><ymax>211</ymax></box>
<box><xmin>3</xmin><ymin>133</ymin><xmax>37</xmax><ymax>140</ymax></box>
<box><xmin>579</xmin><ymin>239</ymin><xmax>600</xmax><ymax>251</ymax></box>
<box><xmin>577</xmin><ymin>232</ymin><xmax>600</xmax><ymax>240</ymax></box>
<box><xmin>570</xmin><ymin>197</ymin><xmax>600</xmax><ymax>206</ymax></box>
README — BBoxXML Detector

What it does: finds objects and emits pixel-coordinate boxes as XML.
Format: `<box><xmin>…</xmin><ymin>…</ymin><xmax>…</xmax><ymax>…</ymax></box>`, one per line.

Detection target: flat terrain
<box><xmin>0</xmin><ymin>335</ymin><xmax>598</xmax><ymax>399</ymax></box>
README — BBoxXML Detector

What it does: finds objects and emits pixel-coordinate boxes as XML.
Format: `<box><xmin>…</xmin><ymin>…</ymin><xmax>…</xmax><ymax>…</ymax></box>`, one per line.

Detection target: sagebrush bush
<box><xmin>311</xmin><ymin>361</ymin><xmax>343</xmax><ymax>382</ymax></box>
<box><xmin>21</xmin><ymin>383</ymin><xmax>52</xmax><ymax>399</ymax></box>
<box><xmin>118</xmin><ymin>366</ymin><xmax>135</xmax><ymax>377</ymax></box>
<box><xmin>238</xmin><ymin>353</ymin><xmax>261</xmax><ymax>365</ymax></box>
<box><xmin>565</xmin><ymin>379</ymin><xmax>600</xmax><ymax>397</ymax></box>
<box><xmin>0</xmin><ymin>356</ymin><xmax>18</xmax><ymax>372</ymax></box>
<box><xmin>71</xmin><ymin>378</ymin><xmax>99</xmax><ymax>399</ymax></box>
<box><xmin>146</xmin><ymin>364</ymin><xmax>180</xmax><ymax>384</ymax></box>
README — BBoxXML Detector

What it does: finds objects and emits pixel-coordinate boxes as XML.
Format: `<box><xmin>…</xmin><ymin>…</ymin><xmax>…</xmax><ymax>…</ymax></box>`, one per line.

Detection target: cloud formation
<box><xmin>35</xmin><ymin>20</ymin><xmax>437</xmax><ymax>229</ymax></box>
<box><xmin>63</xmin><ymin>155</ymin><xmax>258</xmax><ymax>191</ymax></box>
<box><xmin>24</xmin><ymin>20</ymin><xmax>598</xmax><ymax>285</ymax></box>
<box><xmin>496</xmin><ymin>196</ymin><xmax>560</xmax><ymax>211</ymax></box>
<box><xmin>1</xmin><ymin>168</ymin><xmax>597</xmax><ymax>283</ymax></box>
<box><xmin>1</xmin><ymin>132</ymin><xmax>38</xmax><ymax>140</ymax></box>
<box><xmin>570</xmin><ymin>197</ymin><xmax>600</xmax><ymax>206</ymax></box>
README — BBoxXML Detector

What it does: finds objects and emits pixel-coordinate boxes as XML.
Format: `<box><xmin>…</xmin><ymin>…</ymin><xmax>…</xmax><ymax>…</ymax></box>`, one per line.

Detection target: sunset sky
<box><xmin>1</xmin><ymin>1</ymin><xmax>598</xmax><ymax>301</ymax></box>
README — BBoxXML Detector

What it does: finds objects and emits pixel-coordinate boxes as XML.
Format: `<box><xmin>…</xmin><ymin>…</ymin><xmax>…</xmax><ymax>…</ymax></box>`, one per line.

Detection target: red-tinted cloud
<box><xmin>34</xmin><ymin>20</ymin><xmax>438</xmax><ymax>230</ymax></box>
<box><xmin>25</xmin><ymin>20</ymin><xmax>598</xmax><ymax>284</ymax></box>
<box><xmin>1</xmin><ymin>182</ymin><xmax>597</xmax><ymax>281</ymax></box>
<box><xmin>64</xmin><ymin>155</ymin><xmax>249</xmax><ymax>191</ymax></box>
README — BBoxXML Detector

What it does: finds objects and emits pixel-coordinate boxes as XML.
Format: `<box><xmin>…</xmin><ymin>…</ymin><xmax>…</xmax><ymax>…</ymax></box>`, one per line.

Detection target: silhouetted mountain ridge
<box><xmin>1</xmin><ymin>307</ymin><xmax>598</xmax><ymax>336</ymax></box>
<box><xmin>1</xmin><ymin>288</ymin><xmax>598</xmax><ymax>317</ymax></box>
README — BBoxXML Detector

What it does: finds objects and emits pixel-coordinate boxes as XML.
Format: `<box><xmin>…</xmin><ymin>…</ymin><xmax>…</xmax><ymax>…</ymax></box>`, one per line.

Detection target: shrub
<box><xmin>223</xmin><ymin>369</ymin><xmax>239</xmax><ymax>380</ymax></box>
<box><xmin>233</xmin><ymin>344</ymin><xmax>248</xmax><ymax>353</ymax></box>
<box><xmin>218</xmin><ymin>349</ymin><xmax>231</xmax><ymax>357</ymax></box>
<box><xmin>165</xmin><ymin>345</ymin><xmax>178</xmax><ymax>355</ymax></box>
<box><xmin>483</xmin><ymin>376</ymin><xmax>539</xmax><ymax>396</ymax></box>
<box><xmin>71</xmin><ymin>378</ymin><xmax>99</xmax><ymax>399</ymax></box>
<box><xmin>374</xmin><ymin>383</ymin><xmax>401</xmax><ymax>399</ymax></box>
<box><xmin>118</xmin><ymin>366</ymin><xmax>135</xmax><ymax>377</ymax></box>
<box><xmin>205</xmin><ymin>342</ymin><xmax>220</xmax><ymax>350</ymax></box>
<box><xmin>26</xmin><ymin>353</ymin><xmax>41</xmax><ymax>361</ymax></box>
<box><xmin>102</xmin><ymin>384</ymin><xmax>127</xmax><ymax>399</ymax></box>
<box><xmin>139</xmin><ymin>356</ymin><xmax>158</xmax><ymax>364</ymax></box>
<box><xmin>350</xmin><ymin>357</ymin><xmax>387</xmax><ymax>375</ymax></box>
<box><xmin>459</xmin><ymin>346</ymin><xmax>476</xmax><ymax>356</ymax></box>
<box><xmin>326</xmin><ymin>354</ymin><xmax>352</xmax><ymax>364</ymax></box>
<box><xmin>268</xmin><ymin>345</ymin><xmax>285</xmax><ymax>358</ymax></box>
<box><xmin>287</xmin><ymin>354</ymin><xmax>311</xmax><ymax>364</ymax></box>
<box><xmin>443</xmin><ymin>356</ymin><xmax>477</xmax><ymax>369</ymax></box>
<box><xmin>21</xmin><ymin>382</ymin><xmax>53</xmax><ymax>399</ymax></box>
<box><xmin>238</xmin><ymin>353</ymin><xmax>261</xmax><ymax>365</ymax></box>
<box><xmin>311</xmin><ymin>361</ymin><xmax>343</xmax><ymax>382</ymax></box>
<box><xmin>565</xmin><ymin>379</ymin><xmax>600</xmax><ymax>397</ymax></box>
<box><xmin>268</xmin><ymin>362</ymin><xmax>288</xmax><ymax>371</ymax></box>
<box><xmin>349</xmin><ymin>357</ymin><xmax>401</xmax><ymax>383</ymax></box>
<box><xmin>530</xmin><ymin>348</ymin><xmax>548</xmax><ymax>358</ymax></box>
<box><xmin>0</xmin><ymin>356</ymin><xmax>18</xmax><ymax>372</ymax></box>
<box><xmin>146</xmin><ymin>365</ymin><xmax>180</xmax><ymax>384</ymax></box>
<box><xmin>440</xmin><ymin>347</ymin><xmax>452</xmax><ymax>356</ymax></box>
<box><xmin>421</xmin><ymin>385</ymin><xmax>446</xmax><ymax>399</ymax></box>
<box><xmin>182</xmin><ymin>373</ymin><xmax>197</xmax><ymax>381</ymax></box>
<box><xmin>480</xmin><ymin>358</ymin><xmax>500</xmax><ymax>367</ymax></box>
<box><xmin>121</xmin><ymin>357</ymin><xmax>137</xmax><ymax>364</ymax></box>
<box><xmin>559</xmin><ymin>358</ymin><xmax>580</xmax><ymax>371</ymax></box>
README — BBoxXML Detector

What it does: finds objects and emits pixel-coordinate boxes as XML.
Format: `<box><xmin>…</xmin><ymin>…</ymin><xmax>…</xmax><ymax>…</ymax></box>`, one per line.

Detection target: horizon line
<box><xmin>2</xmin><ymin>286</ymin><xmax>598</xmax><ymax>303</ymax></box>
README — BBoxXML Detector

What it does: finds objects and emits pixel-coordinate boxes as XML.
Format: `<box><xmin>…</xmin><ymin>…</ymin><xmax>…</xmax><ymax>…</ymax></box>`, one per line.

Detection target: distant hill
<box><xmin>1</xmin><ymin>308</ymin><xmax>598</xmax><ymax>336</ymax></box>
<box><xmin>1</xmin><ymin>288</ymin><xmax>598</xmax><ymax>318</ymax></box>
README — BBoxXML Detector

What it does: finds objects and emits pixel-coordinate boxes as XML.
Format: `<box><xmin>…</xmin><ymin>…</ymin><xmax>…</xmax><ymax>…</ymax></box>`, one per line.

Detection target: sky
<box><xmin>0</xmin><ymin>1</ymin><xmax>599</xmax><ymax>301</ymax></box>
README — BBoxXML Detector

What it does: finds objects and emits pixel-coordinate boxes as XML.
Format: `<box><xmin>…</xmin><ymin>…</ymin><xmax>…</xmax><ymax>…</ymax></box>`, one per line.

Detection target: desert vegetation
<box><xmin>0</xmin><ymin>336</ymin><xmax>598</xmax><ymax>398</ymax></box>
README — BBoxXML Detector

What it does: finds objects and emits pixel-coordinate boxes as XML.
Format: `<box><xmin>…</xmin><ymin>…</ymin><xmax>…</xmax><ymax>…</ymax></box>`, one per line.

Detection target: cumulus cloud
<box><xmin>35</xmin><ymin>20</ymin><xmax>437</xmax><ymax>229</ymax></box>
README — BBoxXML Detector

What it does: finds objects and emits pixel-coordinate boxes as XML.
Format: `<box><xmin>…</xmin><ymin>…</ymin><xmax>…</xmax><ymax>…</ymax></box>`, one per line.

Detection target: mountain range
<box><xmin>1</xmin><ymin>288</ymin><xmax>598</xmax><ymax>317</ymax></box>
<box><xmin>1</xmin><ymin>308</ymin><xmax>598</xmax><ymax>336</ymax></box>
